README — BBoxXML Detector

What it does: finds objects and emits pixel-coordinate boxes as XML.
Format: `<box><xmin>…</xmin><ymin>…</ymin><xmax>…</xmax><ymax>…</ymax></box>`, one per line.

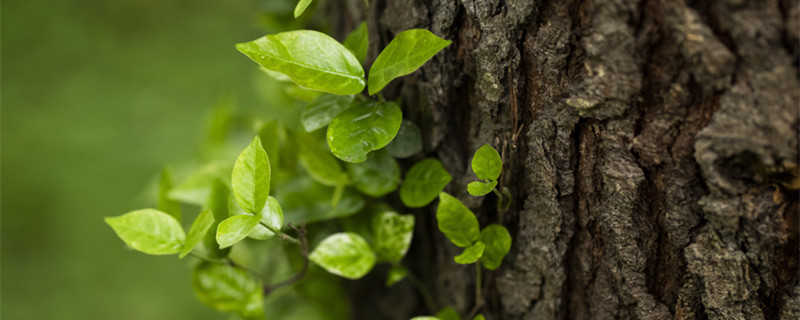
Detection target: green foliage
<box><xmin>275</xmin><ymin>176</ymin><xmax>365</xmax><ymax>224</ymax></box>
<box><xmin>347</xmin><ymin>150</ymin><xmax>401</xmax><ymax>197</ymax></box>
<box><xmin>237</xmin><ymin>30</ymin><xmax>365</xmax><ymax>95</ymax></box>
<box><xmin>309</xmin><ymin>232</ymin><xmax>376</xmax><ymax>279</ymax></box>
<box><xmin>232</xmin><ymin>136</ymin><xmax>271</xmax><ymax>214</ymax></box>
<box><xmin>385</xmin><ymin>119</ymin><xmax>423</xmax><ymax>158</ymax></box>
<box><xmin>246</xmin><ymin>196</ymin><xmax>284</xmax><ymax>240</ymax></box>
<box><xmin>473</xmin><ymin>315</ymin><xmax>485</xmax><ymax>320</ymax></box>
<box><xmin>435</xmin><ymin>307</ymin><xmax>462</xmax><ymax>320</ymax></box>
<box><xmin>435</xmin><ymin>193</ymin><xmax>479</xmax><ymax>248</ymax></box>
<box><xmin>386</xmin><ymin>264</ymin><xmax>408</xmax><ymax>287</ymax></box>
<box><xmin>454</xmin><ymin>241</ymin><xmax>485</xmax><ymax>264</ymax></box>
<box><xmin>180</xmin><ymin>209</ymin><xmax>215</xmax><ymax>258</ymax></box>
<box><xmin>411</xmin><ymin>317</ymin><xmax>441</xmax><ymax>320</ymax></box>
<box><xmin>343</xmin><ymin>22</ymin><xmax>369</xmax><ymax>64</ymax></box>
<box><xmin>297</xmin><ymin>132</ymin><xmax>348</xmax><ymax>187</ymax></box>
<box><xmin>294</xmin><ymin>0</ymin><xmax>314</xmax><ymax>18</ymax></box>
<box><xmin>327</xmin><ymin>100</ymin><xmax>402</xmax><ymax>163</ymax></box>
<box><xmin>472</xmin><ymin>144</ymin><xmax>502</xmax><ymax>181</ymax></box>
<box><xmin>400</xmin><ymin>158</ymin><xmax>452</xmax><ymax>208</ymax></box>
<box><xmin>204</xmin><ymin>179</ymin><xmax>232</xmax><ymax>259</ymax></box>
<box><xmin>192</xmin><ymin>262</ymin><xmax>264</xmax><ymax>318</ymax></box>
<box><xmin>478</xmin><ymin>224</ymin><xmax>512</xmax><ymax>270</ymax></box>
<box><xmin>216</xmin><ymin>214</ymin><xmax>261</xmax><ymax>249</ymax></box>
<box><xmin>372</xmin><ymin>210</ymin><xmax>415</xmax><ymax>263</ymax></box>
<box><xmin>157</xmin><ymin>167</ymin><xmax>181</xmax><ymax>222</ymax></box>
<box><xmin>301</xmin><ymin>94</ymin><xmax>355</xmax><ymax>132</ymax></box>
<box><xmin>368</xmin><ymin>29</ymin><xmax>451</xmax><ymax>95</ymax></box>
<box><xmin>105</xmin><ymin>209</ymin><xmax>185</xmax><ymax>255</ymax></box>
<box><xmin>467</xmin><ymin>180</ymin><xmax>497</xmax><ymax>196</ymax></box>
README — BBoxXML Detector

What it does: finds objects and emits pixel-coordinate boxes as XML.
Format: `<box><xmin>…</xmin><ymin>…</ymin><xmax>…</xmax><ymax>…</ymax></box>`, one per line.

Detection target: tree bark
<box><xmin>330</xmin><ymin>0</ymin><xmax>800</xmax><ymax>319</ymax></box>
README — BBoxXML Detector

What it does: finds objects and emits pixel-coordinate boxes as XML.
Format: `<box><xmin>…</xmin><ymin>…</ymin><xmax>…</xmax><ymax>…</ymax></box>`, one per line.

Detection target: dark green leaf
<box><xmin>301</xmin><ymin>94</ymin><xmax>355</xmax><ymax>132</ymax></box>
<box><xmin>478</xmin><ymin>224</ymin><xmax>512</xmax><ymax>270</ymax></box>
<box><xmin>385</xmin><ymin>120</ymin><xmax>422</xmax><ymax>158</ymax></box>
<box><xmin>343</xmin><ymin>22</ymin><xmax>368</xmax><ymax>64</ymax></box>
<box><xmin>372</xmin><ymin>211</ymin><xmax>415</xmax><ymax>263</ymax></box>
<box><xmin>435</xmin><ymin>307</ymin><xmax>462</xmax><ymax>320</ymax></box>
<box><xmin>237</xmin><ymin>30</ymin><xmax>365</xmax><ymax>95</ymax></box>
<box><xmin>105</xmin><ymin>209</ymin><xmax>185</xmax><ymax>255</ymax></box>
<box><xmin>192</xmin><ymin>262</ymin><xmax>263</xmax><ymax>316</ymax></box>
<box><xmin>347</xmin><ymin>150</ymin><xmax>401</xmax><ymax>197</ymax></box>
<box><xmin>467</xmin><ymin>180</ymin><xmax>497</xmax><ymax>197</ymax></box>
<box><xmin>400</xmin><ymin>158</ymin><xmax>452</xmax><ymax>208</ymax></box>
<box><xmin>232</xmin><ymin>136</ymin><xmax>271</xmax><ymax>214</ymax></box>
<box><xmin>157</xmin><ymin>167</ymin><xmax>181</xmax><ymax>222</ymax></box>
<box><xmin>216</xmin><ymin>214</ymin><xmax>262</xmax><ymax>249</ymax></box>
<box><xmin>180</xmin><ymin>209</ymin><xmax>215</xmax><ymax>258</ymax></box>
<box><xmin>367</xmin><ymin>29</ymin><xmax>451</xmax><ymax>95</ymax></box>
<box><xmin>386</xmin><ymin>264</ymin><xmax>408</xmax><ymax>287</ymax></box>
<box><xmin>471</xmin><ymin>144</ymin><xmax>502</xmax><ymax>181</ymax></box>
<box><xmin>276</xmin><ymin>176</ymin><xmax>365</xmax><ymax>224</ymax></box>
<box><xmin>309</xmin><ymin>232</ymin><xmax>376</xmax><ymax>279</ymax></box>
<box><xmin>454</xmin><ymin>241</ymin><xmax>485</xmax><ymax>264</ymax></box>
<box><xmin>294</xmin><ymin>0</ymin><xmax>314</xmax><ymax>18</ymax></box>
<box><xmin>327</xmin><ymin>100</ymin><xmax>402</xmax><ymax>163</ymax></box>
<box><xmin>435</xmin><ymin>193</ymin><xmax>479</xmax><ymax>247</ymax></box>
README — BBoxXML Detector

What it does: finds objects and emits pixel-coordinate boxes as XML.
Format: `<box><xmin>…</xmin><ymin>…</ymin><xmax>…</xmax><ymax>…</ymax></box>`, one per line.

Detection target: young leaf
<box><xmin>327</xmin><ymin>100</ymin><xmax>402</xmax><ymax>163</ymax></box>
<box><xmin>180</xmin><ymin>209</ymin><xmax>215</xmax><ymax>258</ymax></box>
<box><xmin>472</xmin><ymin>144</ymin><xmax>502</xmax><ymax>181</ymax></box>
<box><xmin>297</xmin><ymin>133</ymin><xmax>348</xmax><ymax>187</ymax></box>
<box><xmin>400</xmin><ymin>158</ymin><xmax>452</xmax><ymax>208</ymax></box>
<box><xmin>347</xmin><ymin>150</ymin><xmax>401</xmax><ymax>197</ymax></box>
<box><xmin>204</xmin><ymin>179</ymin><xmax>231</xmax><ymax>258</ymax></box>
<box><xmin>367</xmin><ymin>29</ymin><xmax>451</xmax><ymax>95</ymax></box>
<box><xmin>385</xmin><ymin>120</ymin><xmax>423</xmax><ymax>158</ymax></box>
<box><xmin>478</xmin><ymin>224</ymin><xmax>512</xmax><ymax>270</ymax></box>
<box><xmin>454</xmin><ymin>241</ymin><xmax>485</xmax><ymax>264</ymax></box>
<box><xmin>237</xmin><ymin>30</ymin><xmax>365</xmax><ymax>95</ymax></box>
<box><xmin>436</xmin><ymin>193</ymin><xmax>479</xmax><ymax>247</ymax></box>
<box><xmin>467</xmin><ymin>180</ymin><xmax>497</xmax><ymax>197</ymax></box>
<box><xmin>372</xmin><ymin>211</ymin><xmax>415</xmax><ymax>263</ymax></box>
<box><xmin>473</xmin><ymin>315</ymin><xmax>486</xmax><ymax>320</ymax></box>
<box><xmin>192</xmin><ymin>262</ymin><xmax>263</xmax><ymax>315</ymax></box>
<box><xmin>343</xmin><ymin>22</ymin><xmax>368</xmax><ymax>64</ymax></box>
<box><xmin>386</xmin><ymin>264</ymin><xmax>408</xmax><ymax>287</ymax></box>
<box><xmin>309</xmin><ymin>232</ymin><xmax>376</xmax><ymax>279</ymax></box>
<box><xmin>435</xmin><ymin>307</ymin><xmax>462</xmax><ymax>320</ymax></box>
<box><xmin>105</xmin><ymin>209</ymin><xmax>186</xmax><ymax>255</ymax></box>
<box><xmin>294</xmin><ymin>0</ymin><xmax>314</xmax><ymax>18</ymax></box>
<box><xmin>301</xmin><ymin>94</ymin><xmax>355</xmax><ymax>132</ymax></box>
<box><xmin>232</xmin><ymin>136</ymin><xmax>271</xmax><ymax>214</ymax></box>
<box><xmin>157</xmin><ymin>167</ymin><xmax>181</xmax><ymax>222</ymax></box>
<box><xmin>246</xmin><ymin>196</ymin><xmax>284</xmax><ymax>240</ymax></box>
<box><xmin>216</xmin><ymin>214</ymin><xmax>262</xmax><ymax>249</ymax></box>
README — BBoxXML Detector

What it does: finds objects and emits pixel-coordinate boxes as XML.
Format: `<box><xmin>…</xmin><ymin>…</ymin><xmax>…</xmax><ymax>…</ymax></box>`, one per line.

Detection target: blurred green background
<box><xmin>1</xmin><ymin>0</ymin><xmax>303</xmax><ymax>318</ymax></box>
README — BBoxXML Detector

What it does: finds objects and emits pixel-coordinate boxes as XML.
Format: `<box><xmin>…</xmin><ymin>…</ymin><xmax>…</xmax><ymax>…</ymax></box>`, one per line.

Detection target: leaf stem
<box><xmin>467</xmin><ymin>264</ymin><xmax>485</xmax><ymax>319</ymax></box>
<box><xmin>264</xmin><ymin>223</ymin><xmax>309</xmax><ymax>295</ymax></box>
<box><xmin>406</xmin><ymin>269</ymin><xmax>436</xmax><ymax>314</ymax></box>
<box><xmin>260</xmin><ymin>222</ymin><xmax>301</xmax><ymax>245</ymax></box>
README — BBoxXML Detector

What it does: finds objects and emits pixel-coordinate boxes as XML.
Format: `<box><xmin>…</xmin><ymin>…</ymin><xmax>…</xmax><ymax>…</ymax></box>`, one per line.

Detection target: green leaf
<box><xmin>454</xmin><ymin>241</ymin><xmax>485</xmax><ymax>264</ymax></box>
<box><xmin>192</xmin><ymin>262</ymin><xmax>263</xmax><ymax>315</ymax></box>
<box><xmin>411</xmin><ymin>317</ymin><xmax>441</xmax><ymax>320</ymax></box>
<box><xmin>385</xmin><ymin>119</ymin><xmax>422</xmax><ymax>158</ymax></box>
<box><xmin>327</xmin><ymin>100</ymin><xmax>402</xmax><ymax>163</ymax></box>
<box><xmin>297</xmin><ymin>133</ymin><xmax>347</xmax><ymax>187</ymax></box>
<box><xmin>478</xmin><ymin>224</ymin><xmax>512</xmax><ymax>270</ymax></box>
<box><xmin>180</xmin><ymin>209</ymin><xmax>215</xmax><ymax>258</ymax></box>
<box><xmin>372</xmin><ymin>211</ymin><xmax>415</xmax><ymax>263</ymax></box>
<box><xmin>105</xmin><ymin>209</ymin><xmax>186</xmax><ymax>255</ymax></box>
<box><xmin>217</xmin><ymin>214</ymin><xmax>262</xmax><ymax>249</ymax></box>
<box><xmin>237</xmin><ymin>30</ymin><xmax>365</xmax><ymax>95</ymax></box>
<box><xmin>472</xmin><ymin>144</ymin><xmax>502</xmax><ymax>181</ymax></box>
<box><xmin>204</xmin><ymin>179</ymin><xmax>231</xmax><ymax>258</ymax></box>
<box><xmin>343</xmin><ymin>22</ymin><xmax>368</xmax><ymax>64</ymax></box>
<box><xmin>347</xmin><ymin>150</ymin><xmax>401</xmax><ymax>197</ymax></box>
<box><xmin>467</xmin><ymin>180</ymin><xmax>497</xmax><ymax>197</ymax></box>
<box><xmin>276</xmin><ymin>176</ymin><xmax>365</xmax><ymax>224</ymax></box>
<box><xmin>247</xmin><ymin>196</ymin><xmax>285</xmax><ymax>240</ymax></box>
<box><xmin>309</xmin><ymin>232</ymin><xmax>376</xmax><ymax>279</ymax></box>
<box><xmin>473</xmin><ymin>315</ymin><xmax>485</xmax><ymax>320</ymax></box>
<box><xmin>294</xmin><ymin>0</ymin><xmax>314</xmax><ymax>18</ymax></box>
<box><xmin>367</xmin><ymin>29</ymin><xmax>451</xmax><ymax>95</ymax></box>
<box><xmin>232</xmin><ymin>136</ymin><xmax>271</xmax><ymax>214</ymax></box>
<box><xmin>386</xmin><ymin>264</ymin><xmax>408</xmax><ymax>287</ymax></box>
<box><xmin>157</xmin><ymin>167</ymin><xmax>181</xmax><ymax>222</ymax></box>
<box><xmin>168</xmin><ymin>161</ymin><xmax>230</xmax><ymax>206</ymax></box>
<box><xmin>435</xmin><ymin>307</ymin><xmax>462</xmax><ymax>320</ymax></box>
<box><xmin>400</xmin><ymin>158</ymin><xmax>452</xmax><ymax>208</ymax></box>
<box><xmin>436</xmin><ymin>193</ymin><xmax>479</xmax><ymax>247</ymax></box>
<box><xmin>301</xmin><ymin>94</ymin><xmax>355</xmax><ymax>132</ymax></box>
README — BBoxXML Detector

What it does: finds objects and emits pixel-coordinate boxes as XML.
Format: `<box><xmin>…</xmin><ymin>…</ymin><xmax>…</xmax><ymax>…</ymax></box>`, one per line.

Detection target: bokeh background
<box><xmin>2</xmin><ymin>0</ymin><xmax>307</xmax><ymax>318</ymax></box>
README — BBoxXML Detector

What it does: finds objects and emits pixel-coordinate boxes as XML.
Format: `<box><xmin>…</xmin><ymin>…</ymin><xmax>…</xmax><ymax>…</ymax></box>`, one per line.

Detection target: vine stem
<box><xmin>188</xmin><ymin>252</ymin><xmax>259</xmax><ymax>276</ymax></box>
<box><xmin>467</xmin><ymin>264</ymin><xmax>485</xmax><ymax>320</ymax></box>
<box><xmin>263</xmin><ymin>223</ymin><xmax>309</xmax><ymax>295</ymax></box>
<box><xmin>260</xmin><ymin>222</ymin><xmax>300</xmax><ymax>245</ymax></box>
<box><xmin>405</xmin><ymin>270</ymin><xmax>436</xmax><ymax>314</ymax></box>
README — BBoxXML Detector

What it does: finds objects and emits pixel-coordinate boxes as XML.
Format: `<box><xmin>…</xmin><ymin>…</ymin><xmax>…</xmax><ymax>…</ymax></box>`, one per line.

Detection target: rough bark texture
<box><xmin>332</xmin><ymin>0</ymin><xmax>800</xmax><ymax>319</ymax></box>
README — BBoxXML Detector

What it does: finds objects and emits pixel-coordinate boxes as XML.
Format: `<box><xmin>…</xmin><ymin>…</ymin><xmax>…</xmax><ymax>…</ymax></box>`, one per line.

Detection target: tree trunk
<box><xmin>329</xmin><ymin>0</ymin><xmax>800</xmax><ymax>319</ymax></box>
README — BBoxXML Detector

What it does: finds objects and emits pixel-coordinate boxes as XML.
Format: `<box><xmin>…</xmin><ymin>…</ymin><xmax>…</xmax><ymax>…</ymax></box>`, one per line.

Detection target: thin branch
<box><xmin>260</xmin><ymin>222</ymin><xmax>300</xmax><ymax>244</ymax></box>
<box><xmin>263</xmin><ymin>223</ymin><xmax>309</xmax><ymax>295</ymax></box>
<box><xmin>406</xmin><ymin>269</ymin><xmax>436</xmax><ymax>314</ymax></box>
<box><xmin>467</xmin><ymin>264</ymin><xmax>486</xmax><ymax>320</ymax></box>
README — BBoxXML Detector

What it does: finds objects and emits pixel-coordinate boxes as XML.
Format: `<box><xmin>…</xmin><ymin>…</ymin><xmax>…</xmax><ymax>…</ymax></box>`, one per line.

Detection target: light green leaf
<box><xmin>294</xmin><ymin>0</ymin><xmax>314</xmax><ymax>18</ymax></box>
<box><xmin>180</xmin><ymin>209</ymin><xmax>215</xmax><ymax>258</ymax></box>
<box><xmin>309</xmin><ymin>232</ymin><xmax>376</xmax><ymax>279</ymax></box>
<box><xmin>204</xmin><ymin>179</ymin><xmax>231</xmax><ymax>258</ymax></box>
<box><xmin>368</xmin><ymin>29</ymin><xmax>451</xmax><ymax>95</ymax></box>
<box><xmin>472</xmin><ymin>144</ymin><xmax>502</xmax><ymax>181</ymax></box>
<box><xmin>454</xmin><ymin>241</ymin><xmax>485</xmax><ymax>264</ymax></box>
<box><xmin>467</xmin><ymin>180</ymin><xmax>497</xmax><ymax>197</ymax></box>
<box><xmin>168</xmin><ymin>161</ymin><xmax>230</xmax><ymax>206</ymax></box>
<box><xmin>400</xmin><ymin>158</ymin><xmax>452</xmax><ymax>208</ymax></box>
<box><xmin>435</xmin><ymin>307</ymin><xmax>461</xmax><ymax>320</ymax></box>
<box><xmin>385</xmin><ymin>120</ymin><xmax>422</xmax><ymax>158</ymax></box>
<box><xmin>301</xmin><ymin>94</ymin><xmax>355</xmax><ymax>132</ymax></box>
<box><xmin>473</xmin><ymin>315</ymin><xmax>485</xmax><ymax>320</ymax></box>
<box><xmin>411</xmin><ymin>317</ymin><xmax>441</xmax><ymax>320</ymax></box>
<box><xmin>192</xmin><ymin>262</ymin><xmax>263</xmax><ymax>315</ymax></box>
<box><xmin>237</xmin><ymin>30</ymin><xmax>365</xmax><ymax>95</ymax></box>
<box><xmin>347</xmin><ymin>150</ymin><xmax>401</xmax><ymax>197</ymax></box>
<box><xmin>105</xmin><ymin>209</ymin><xmax>186</xmax><ymax>255</ymax></box>
<box><xmin>158</xmin><ymin>167</ymin><xmax>181</xmax><ymax>222</ymax></box>
<box><xmin>297</xmin><ymin>133</ymin><xmax>347</xmax><ymax>187</ymax></box>
<box><xmin>327</xmin><ymin>100</ymin><xmax>402</xmax><ymax>163</ymax></box>
<box><xmin>436</xmin><ymin>193</ymin><xmax>479</xmax><ymax>247</ymax></box>
<box><xmin>247</xmin><ymin>197</ymin><xmax>284</xmax><ymax>240</ymax></box>
<box><xmin>479</xmin><ymin>224</ymin><xmax>512</xmax><ymax>270</ymax></box>
<box><xmin>372</xmin><ymin>211</ymin><xmax>415</xmax><ymax>263</ymax></box>
<box><xmin>386</xmin><ymin>264</ymin><xmax>408</xmax><ymax>287</ymax></box>
<box><xmin>216</xmin><ymin>214</ymin><xmax>262</xmax><ymax>249</ymax></box>
<box><xmin>232</xmin><ymin>136</ymin><xmax>271</xmax><ymax>214</ymax></box>
<box><xmin>343</xmin><ymin>22</ymin><xmax>368</xmax><ymax>64</ymax></box>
